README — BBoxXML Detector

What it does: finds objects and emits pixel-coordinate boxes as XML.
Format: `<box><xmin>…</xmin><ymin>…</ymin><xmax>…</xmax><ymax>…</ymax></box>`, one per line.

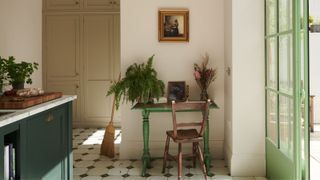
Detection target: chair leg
<box><xmin>162</xmin><ymin>135</ymin><xmax>170</xmax><ymax>173</ymax></box>
<box><xmin>178</xmin><ymin>143</ymin><xmax>183</xmax><ymax>180</ymax></box>
<box><xmin>196</xmin><ymin>143</ymin><xmax>208</xmax><ymax>180</ymax></box>
<box><xmin>192</xmin><ymin>142</ymin><xmax>196</xmax><ymax>168</ymax></box>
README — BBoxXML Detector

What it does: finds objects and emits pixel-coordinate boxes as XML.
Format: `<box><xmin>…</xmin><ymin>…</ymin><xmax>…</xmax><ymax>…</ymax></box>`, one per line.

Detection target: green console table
<box><xmin>132</xmin><ymin>101</ymin><xmax>219</xmax><ymax>177</ymax></box>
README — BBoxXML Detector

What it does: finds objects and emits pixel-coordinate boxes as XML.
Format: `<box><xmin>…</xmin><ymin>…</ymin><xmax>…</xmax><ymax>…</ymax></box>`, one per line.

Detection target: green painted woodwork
<box><xmin>266</xmin><ymin>139</ymin><xmax>294</xmax><ymax>180</ymax></box>
<box><xmin>265</xmin><ymin>0</ymin><xmax>309</xmax><ymax>179</ymax></box>
<box><xmin>0</xmin><ymin>102</ymin><xmax>73</xmax><ymax>180</ymax></box>
<box><xmin>0</xmin><ymin>121</ymin><xmax>21</xmax><ymax>179</ymax></box>
<box><xmin>25</xmin><ymin>106</ymin><xmax>65</xmax><ymax>179</ymax></box>
<box><xmin>132</xmin><ymin>101</ymin><xmax>219</xmax><ymax>177</ymax></box>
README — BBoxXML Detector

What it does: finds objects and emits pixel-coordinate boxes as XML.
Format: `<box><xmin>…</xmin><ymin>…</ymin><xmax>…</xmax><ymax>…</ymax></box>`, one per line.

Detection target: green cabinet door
<box><xmin>25</xmin><ymin>106</ymin><xmax>66</xmax><ymax>180</ymax></box>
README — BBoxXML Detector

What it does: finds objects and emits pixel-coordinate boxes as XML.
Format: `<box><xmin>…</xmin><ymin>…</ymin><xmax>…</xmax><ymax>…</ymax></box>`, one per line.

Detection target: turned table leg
<box><xmin>204</xmin><ymin>115</ymin><xmax>213</xmax><ymax>176</ymax></box>
<box><xmin>141</xmin><ymin>110</ymin><xmax>151</xmax><ymax>177</ymax></box>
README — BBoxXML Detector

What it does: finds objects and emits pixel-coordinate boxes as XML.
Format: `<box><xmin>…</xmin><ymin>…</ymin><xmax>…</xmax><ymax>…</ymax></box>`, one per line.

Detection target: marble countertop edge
<box><xmin>0</xmin><ymin>95</ymin><xmax>77</xmax><ymax>128</ymax></box>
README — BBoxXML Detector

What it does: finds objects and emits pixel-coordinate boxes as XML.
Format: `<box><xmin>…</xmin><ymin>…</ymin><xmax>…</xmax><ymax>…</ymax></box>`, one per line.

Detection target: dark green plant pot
<box><xmin>12</xmin><ymin>81</ymin><xmax>25</xmax><ymax>90</ymax></box>
<box><xmin>0</xmin><ymin>84</ymin><xmax>3</xmax><ymax>94</ymax></box>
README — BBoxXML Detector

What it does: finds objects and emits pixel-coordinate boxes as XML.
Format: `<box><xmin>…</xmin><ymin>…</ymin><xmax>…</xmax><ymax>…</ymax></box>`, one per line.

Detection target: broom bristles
<box><xmin>100</xmin><ymin>122</ymin><xmax>115</xmax><ymax>158</ymax></box>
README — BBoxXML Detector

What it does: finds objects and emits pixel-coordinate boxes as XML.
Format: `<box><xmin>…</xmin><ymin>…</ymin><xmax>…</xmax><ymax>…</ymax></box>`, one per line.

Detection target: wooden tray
<box><xmin>0</xmin><ymin>92</ymin><xmax>63</xmax><ymax>109</ymax></box>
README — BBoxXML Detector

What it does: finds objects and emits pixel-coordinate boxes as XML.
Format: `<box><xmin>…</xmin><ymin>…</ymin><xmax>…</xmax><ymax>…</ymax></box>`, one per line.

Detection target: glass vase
<box><xmin>200</xmin><ymin>89</ymin><xmax>209</xmax><ymax>101</ymax></box>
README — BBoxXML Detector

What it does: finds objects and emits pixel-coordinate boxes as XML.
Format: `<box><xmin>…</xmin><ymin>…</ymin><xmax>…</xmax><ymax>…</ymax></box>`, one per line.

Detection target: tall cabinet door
<box><xmin>82</xmin><ymin>14</ymin><xmax>118</xmax><ymax>126</ymax></box>
<box><xmin>44</xmin><ymin>15</ymin><xmax>80</xmax><ymax>82</ymax></box>
<box><xmin>47</xmin><ymin>82</ymin><xmax>81</xmax><ymax>124</ymax></box>
<box><xmin>44</xmin><ymin>14</ymin><xmax>81</xmax><ymax>123</ymax></box>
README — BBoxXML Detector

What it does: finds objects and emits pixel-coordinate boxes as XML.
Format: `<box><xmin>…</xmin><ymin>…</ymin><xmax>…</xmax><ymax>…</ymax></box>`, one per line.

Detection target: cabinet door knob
<box><xmin>75</xmin><ymin>1</ymin><xmax>80</xmax><ymax>5</ymax></box>
<box><xmin>46</xmin><ymin>113</ymin><xmax>54</xmax><ymax>123</ymax></box>
<box><xmin>76</xmin><ymin>85</ymin><xmax>79</xmax><ymax>89</ymax></box>
<box><xmin>109</xmin><ymin>1</ymin><xmax>113</xmax><ymax>4</ymax></box>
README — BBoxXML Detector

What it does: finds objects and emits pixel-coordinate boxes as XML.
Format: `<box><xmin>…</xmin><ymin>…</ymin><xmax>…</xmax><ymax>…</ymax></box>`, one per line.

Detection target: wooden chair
<box><xmin>162</xmin><ymin>100</ymin><xmax>210</xmax><ymax>180</ymax></box>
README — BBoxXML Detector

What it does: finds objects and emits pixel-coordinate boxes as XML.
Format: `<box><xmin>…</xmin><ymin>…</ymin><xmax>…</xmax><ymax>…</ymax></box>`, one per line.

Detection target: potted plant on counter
<box><xmin>6</xmin><ymin>56</ymin><xmax>39</xmax><ymax>89</ymax></box>
<box><xmin>107</xmin><ymin>55</ymin><xmax>165</xmax><ymax>109</ymax></box>
<box><xmin>0</xmin><ymin>56</ymin><xmax>7</xmax><ymax>93</ymax></box>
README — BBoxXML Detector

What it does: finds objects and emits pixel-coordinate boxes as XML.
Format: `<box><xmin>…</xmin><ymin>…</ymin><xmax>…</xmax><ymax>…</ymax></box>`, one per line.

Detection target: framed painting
<box><xmin>167</xmin><ymin>81</ymin><xmax>186</xmax><ymax>102</ymax></box>
<box><xmin>158</xmin><ymin>9</ymin><xmax>189</xmax><ymax>42</ymax></box>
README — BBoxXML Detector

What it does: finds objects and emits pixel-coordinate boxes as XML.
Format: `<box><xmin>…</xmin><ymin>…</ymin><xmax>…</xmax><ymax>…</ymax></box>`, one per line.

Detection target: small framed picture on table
<box><xmin>167</xmin><ymin>81</ymin><xmax>186</xmax><ymax>102</ymax></box>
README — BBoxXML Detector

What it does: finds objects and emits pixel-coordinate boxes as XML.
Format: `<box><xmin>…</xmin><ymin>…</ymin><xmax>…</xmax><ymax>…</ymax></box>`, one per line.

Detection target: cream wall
<box><xmin>224</xmin><ymin>0</ymin><xmax>266</xmax><ymax>176</ymax></box>
<box><xmin>224</xmin><ymin>0</ymin><xmax>233</xmax><ymax>170</ymax></box>
<box><xmin>310</xmin><ymin>0</ymin><xmax>320</xmax><ymax>124</ymax></box>
<box><xmin>310</xmin><ymin>34</ymin><xmax>320</xmax><ymax>124</ymax></box>
<box><xmin>120</xmin><ymin>0</ymin><xmax>225</xmax><ymax>159</ymax></box>
<box><xmin>0</xmin><ymin>0</ymin><xmax>42</xmax><ymax>88</ymax></box>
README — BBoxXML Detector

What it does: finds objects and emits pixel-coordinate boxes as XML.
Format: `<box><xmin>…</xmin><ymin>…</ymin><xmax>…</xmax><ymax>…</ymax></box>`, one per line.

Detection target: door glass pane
<box><xmin>279</xmin><ymin>34</ymin><xmax>293</xmax><ymax>94</ymax></box>
<box><xmin>267</xmin><ymin>91</ymin><xmax>278</xmax><ymax>144</ymax></box>
<box><xmin>279</xmin><ymin>95</ymin><xmax>294</xmax><ymax>158</ymax></box>
<box><xmin>266</xmin><ymin>0</ymin><xmax>277</xmax><ymax>35</ymax></box>
<box><xmin>267</xmin><ymin>37</ymin><xmax>278</xmax><ymax>89</ymax></box>
<box><xmin>279</xmin><ymin>0</ymin><xmax>292</xmax><ymax>32</ymax></box>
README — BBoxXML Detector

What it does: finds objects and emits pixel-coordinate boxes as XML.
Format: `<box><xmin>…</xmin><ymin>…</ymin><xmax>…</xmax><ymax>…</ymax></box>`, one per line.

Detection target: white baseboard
<box><xmin>229</xmin><ymin>154</ymin><xmax>266</xmax><ymax>177</ymax></box>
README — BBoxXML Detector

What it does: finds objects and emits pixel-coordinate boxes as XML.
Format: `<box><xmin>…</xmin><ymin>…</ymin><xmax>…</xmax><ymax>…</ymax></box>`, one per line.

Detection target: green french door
<box><xmin>265</xmin><ymin>0</ymin><xmax>309</xmax><ymax>179</ymax></box>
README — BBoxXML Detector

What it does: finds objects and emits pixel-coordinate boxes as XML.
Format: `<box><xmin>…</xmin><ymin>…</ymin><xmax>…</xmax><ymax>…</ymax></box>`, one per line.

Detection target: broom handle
<box><xmin>110</xmin><ymin>73</ymin><xmax>121</xmax><ymax>124</ymax></box>
<box><xmin>110</xmin><ymin>95</ymin><xmax>116</xmax><ymax>124</ymax></box>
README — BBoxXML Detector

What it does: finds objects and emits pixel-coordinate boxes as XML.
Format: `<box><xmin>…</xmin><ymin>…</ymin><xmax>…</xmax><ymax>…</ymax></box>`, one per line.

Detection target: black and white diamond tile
<box><xmin>72</xmin><ymin>128</ymin><xmax>264</xmax><ymax>180</ymax></box>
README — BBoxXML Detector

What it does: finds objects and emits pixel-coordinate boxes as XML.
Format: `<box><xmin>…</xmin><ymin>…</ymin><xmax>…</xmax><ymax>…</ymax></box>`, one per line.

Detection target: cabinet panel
<box><xmin>84</xmin><ymin>15</ymin><xmax>113</xmax><ymax>80</ymax></box>
<box><xmin>84</xmin><ymin>0</ymin><xmax>114</xmax><ymax>10</ymax></box>
<box><xmin>82</xmin><ymin>14</ymin><xmax>117</xmax><ymax>125</ymax></box>
<box><xmin>47</xmin><ymin>82</ymin><xmax>80</xmax><ymax>122</ymax></box>
<box><xmin>45</xmin><ymin>15</ymin><xmax>80</xmax><ymax>81</ymax></box>
<box><xmin>113</xmin><ymin>0</ymin><xmax>120</xmax><ymax>10</ymax></box>
<box><xmin>45</xmin><ymin>0</ymin><xmax>81</xmax><ymax>10</ymax></box>
<box><xmin>84</xmin><ymin>81</ymin><xmax>112</xmax><ymax>121</ymax></box>
<box><xmin>25</xmin><ymin>108</ymin><xmax>65</xmax><ymax>179</ymax></box>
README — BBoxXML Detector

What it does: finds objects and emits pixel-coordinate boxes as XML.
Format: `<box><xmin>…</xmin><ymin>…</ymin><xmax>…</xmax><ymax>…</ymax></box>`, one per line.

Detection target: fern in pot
<box><xmin>107</xmin><ymin>55</ymin><xmax>165</xmax><ymax>108</ymax></box>
<box><xmin>6</xmin><ymin>56</ymin><xmax>39</xmax><ymax>89</ymax></box>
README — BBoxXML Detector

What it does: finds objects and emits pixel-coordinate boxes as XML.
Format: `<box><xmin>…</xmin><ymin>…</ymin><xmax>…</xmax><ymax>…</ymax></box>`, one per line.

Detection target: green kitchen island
<box><xmin>0</xmin><ymin>95</ymin><xmax>76</xmax><ymax>180</ymax></box>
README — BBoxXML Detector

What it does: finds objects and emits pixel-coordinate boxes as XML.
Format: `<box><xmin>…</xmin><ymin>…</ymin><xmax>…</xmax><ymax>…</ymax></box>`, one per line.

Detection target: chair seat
<box><xmin>166</xmin><ymin>129</ymin><xmax>203</xmax><ymax>142</ymax></box>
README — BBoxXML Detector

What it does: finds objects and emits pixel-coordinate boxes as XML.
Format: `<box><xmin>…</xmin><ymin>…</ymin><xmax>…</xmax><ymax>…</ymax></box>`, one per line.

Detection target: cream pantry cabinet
<box><xmin>44</xmin><ymin>0</ymin><xmax>120</xmax><ymax>11</ymax></box>
<box><xmin>43</xmin><ymin>13</ymin><xmax>120</xmax><ymax>127</ymax></box>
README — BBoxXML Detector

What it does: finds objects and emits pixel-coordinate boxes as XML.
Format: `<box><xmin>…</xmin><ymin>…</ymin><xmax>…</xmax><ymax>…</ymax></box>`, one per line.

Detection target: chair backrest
<box><xmin>171</xmin><ymin>100</ymin><xmax>210</xmax><ymax>138</ymax></box>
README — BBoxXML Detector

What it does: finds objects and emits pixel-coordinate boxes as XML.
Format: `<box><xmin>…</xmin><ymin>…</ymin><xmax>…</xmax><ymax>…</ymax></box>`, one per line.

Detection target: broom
<box><xmin>100</xmin><ymin>94</ymin><xmax>116</xmax><ymax>158</ymax></box>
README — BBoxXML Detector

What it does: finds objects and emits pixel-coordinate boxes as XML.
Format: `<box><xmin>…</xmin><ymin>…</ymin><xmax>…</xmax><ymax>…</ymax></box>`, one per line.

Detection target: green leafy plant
<box><xmin>309</xmin><ymin>15</ymin><xmax>314</xmax><ymax>25</ymax></box>
<box><xmin>107</xmin><ymin>55</ymin><xmax>165</xmax><ymax>109</ymax></box>
<box><xmin>6</xmin><ymin>56</ymin><xmax>39</xmax><ymax>85</ymax></box>
<box><xmin>0</xmin><ymin>56</ymin><xmax>8</xmax><ymax>86</ymax></box>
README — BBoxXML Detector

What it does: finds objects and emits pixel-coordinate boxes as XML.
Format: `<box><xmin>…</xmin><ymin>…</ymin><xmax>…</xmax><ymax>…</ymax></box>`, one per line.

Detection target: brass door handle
<box><xmin>46</xmin><ymin>113</ymin><xmax>54</xmax><ymax>123</ymax></box>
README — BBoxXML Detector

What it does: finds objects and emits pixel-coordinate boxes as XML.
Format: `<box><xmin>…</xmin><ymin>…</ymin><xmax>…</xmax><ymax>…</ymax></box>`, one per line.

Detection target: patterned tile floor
<box><xmin>73</xmin><ymin>128</ymin><xmax>267</xmax><ymax>180</ymax></box>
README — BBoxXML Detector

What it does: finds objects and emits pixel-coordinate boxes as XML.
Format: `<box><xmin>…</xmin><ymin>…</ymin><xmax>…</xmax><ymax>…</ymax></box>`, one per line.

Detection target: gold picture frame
<box><xmin>158</xmin><ymin>9</ymin><xmax>189</xmax><ymax>42</ymax></box>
